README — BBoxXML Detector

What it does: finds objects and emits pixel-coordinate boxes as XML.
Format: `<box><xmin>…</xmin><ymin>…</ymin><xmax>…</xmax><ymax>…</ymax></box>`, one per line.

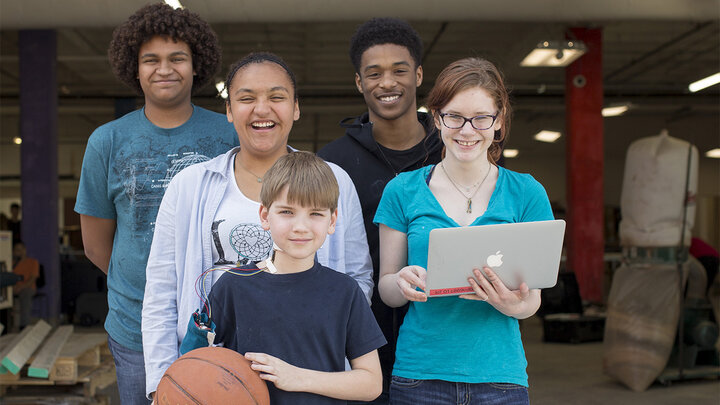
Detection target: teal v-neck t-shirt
<box><xmin>374</xmin><ymin>165</ymin><xmax>553</xmax><ymax>386</ymax></box>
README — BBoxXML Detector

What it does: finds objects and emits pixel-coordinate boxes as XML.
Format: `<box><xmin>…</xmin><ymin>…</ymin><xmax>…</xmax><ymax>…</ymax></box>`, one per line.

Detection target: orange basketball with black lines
<box><xmin>156</xmin><ymin>347</ymin><xmax>270</xmax><ymax>405</ymax></box>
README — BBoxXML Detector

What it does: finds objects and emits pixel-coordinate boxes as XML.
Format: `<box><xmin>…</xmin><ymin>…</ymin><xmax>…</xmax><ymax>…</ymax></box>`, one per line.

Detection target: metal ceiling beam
<box><xmin>604</xmin><ymin>21</ymin><xmax>717</xmax><ymax>83</ymax></box>
<box><xmin>422</xmin><ymin>22</ymin><xmax>448</xmax><ymax>65</ymax></box>
<box><xmin>3</xmin><ymin>0</ymin><xmax>718</xmax><ymax>28</ymax></box>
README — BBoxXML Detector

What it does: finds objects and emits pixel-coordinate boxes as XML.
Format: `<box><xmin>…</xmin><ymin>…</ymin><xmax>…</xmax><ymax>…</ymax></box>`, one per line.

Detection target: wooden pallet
<box><xmin>0</xmin><ymin>323</ymin><xmax>115</xmax><ymax>403</ymax></box>
<box><xmin>0</xmin><ymin>360</ymin><xmax>115</xmax><ymax>404</ymax></box>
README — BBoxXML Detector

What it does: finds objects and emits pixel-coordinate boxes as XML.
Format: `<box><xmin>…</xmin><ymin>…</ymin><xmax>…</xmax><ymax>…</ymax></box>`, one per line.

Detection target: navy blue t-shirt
<box><xmin>208</xmin><ymin>263</ymin><xmax>386</xmax><ymax>405</ymax></box>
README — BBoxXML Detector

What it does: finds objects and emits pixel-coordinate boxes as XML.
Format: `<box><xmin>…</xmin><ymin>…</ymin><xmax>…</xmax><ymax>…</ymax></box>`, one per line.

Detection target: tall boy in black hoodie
<box><xmin>317</xmin><ymin>18</ymin><xmax>442</xmax><ymax>404</ymax></box>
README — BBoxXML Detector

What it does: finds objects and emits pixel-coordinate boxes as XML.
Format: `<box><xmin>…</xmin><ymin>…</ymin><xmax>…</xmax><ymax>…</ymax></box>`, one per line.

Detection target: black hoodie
<box><xmin>318</xmin><ymin>111</ymin><xmax>442</xmax><ymax>382</ymax></box>
<box><xmin>319</xmin><ymin>111</ymin><xmax>442</xmax><ymax>280</ymax></box>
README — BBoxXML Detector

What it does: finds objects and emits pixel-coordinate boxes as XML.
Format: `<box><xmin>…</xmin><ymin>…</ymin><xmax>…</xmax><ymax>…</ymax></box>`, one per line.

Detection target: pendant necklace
<box><xmin>374</xmin><ymin>140</ymin><xmax>399</xmax><ymax>177</ymax></box>
<box><xmin>236</xmin><ymin>157</ymin><xmax>263</xmax><ymax>183</ymax></box>
<box><xmin>372</xmin><ymin>121</ymin><xmax>425</xmax><ymax>178</ymax></box>
<box><xmin>440</xmin><ymin>161</ymin><xmax>491</xmax><ymax>214</ymax></box>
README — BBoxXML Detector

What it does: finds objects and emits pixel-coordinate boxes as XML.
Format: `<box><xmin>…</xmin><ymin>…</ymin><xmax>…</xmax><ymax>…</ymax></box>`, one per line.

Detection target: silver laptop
<box><xmin>425</xmin><ymin>220</ymin><xmax>565</xmax><ymax>297</ymax></box>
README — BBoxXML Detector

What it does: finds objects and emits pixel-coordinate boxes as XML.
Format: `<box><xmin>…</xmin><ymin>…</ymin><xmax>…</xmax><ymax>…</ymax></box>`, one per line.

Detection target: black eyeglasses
<box><xmin>439</xmin><ymin>112</ymin><xmax>499</xmax><ymax>130</ymax></box>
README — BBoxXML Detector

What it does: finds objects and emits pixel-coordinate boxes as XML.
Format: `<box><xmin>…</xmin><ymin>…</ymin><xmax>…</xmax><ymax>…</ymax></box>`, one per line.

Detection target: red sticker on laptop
<box><xmin>428</xmin><ymin>286</ymin><xmax>474</xmax><ymax>296</ymax></box>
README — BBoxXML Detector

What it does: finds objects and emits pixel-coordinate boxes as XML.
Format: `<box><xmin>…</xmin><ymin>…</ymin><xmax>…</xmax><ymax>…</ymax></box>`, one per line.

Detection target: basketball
<box><xmin>156</xmin><ymin>347</ymin><xmax>270</xmax><ymax>405</ymax></box>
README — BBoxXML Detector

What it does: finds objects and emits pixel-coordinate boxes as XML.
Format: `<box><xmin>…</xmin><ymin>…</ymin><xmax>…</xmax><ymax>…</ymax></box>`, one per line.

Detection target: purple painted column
<box><xmin>19</xmin><ymin>30</ymin><xmax>59</xmax><ymax>322</ymax></box>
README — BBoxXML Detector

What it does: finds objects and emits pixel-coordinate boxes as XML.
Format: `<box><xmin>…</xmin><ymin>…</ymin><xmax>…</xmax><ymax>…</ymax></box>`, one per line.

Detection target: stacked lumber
<box><xmin>0</xmin><ymin>320</ymin><xmax>52</xmax><ymax>375</ymax></box>
<box><xmin>51</xmin><ymin>332</ymin><xmax>109</xmax><ymax>382</ymax></box>
<box><xmin>0</xmin><ymin>320</ymin><xmax>113</xmax><ymax>387</ymax></box>
<box><xmin>30</xmin><ymin>325</ymin><xmax>74</xmax><ymax>378</ymax></box>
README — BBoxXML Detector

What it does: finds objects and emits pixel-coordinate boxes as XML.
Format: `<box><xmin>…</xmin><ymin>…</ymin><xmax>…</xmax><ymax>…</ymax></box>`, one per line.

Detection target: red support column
<box><xmin>565</xmin><ymin>28</ymin><xmax>604</xmax><ymax>303</ymax></box>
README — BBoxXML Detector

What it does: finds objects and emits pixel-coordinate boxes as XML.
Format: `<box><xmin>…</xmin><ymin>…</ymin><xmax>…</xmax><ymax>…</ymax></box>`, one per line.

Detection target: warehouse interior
<box><xmin>0</xmin><ymin>0</ymin><xmax>719</xmax><ymax>403</ymax></box>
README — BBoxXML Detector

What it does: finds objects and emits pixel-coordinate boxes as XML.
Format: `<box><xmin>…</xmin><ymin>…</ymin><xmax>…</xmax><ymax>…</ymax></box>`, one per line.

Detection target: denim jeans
<box><xmin>390</xmin><ymin>376</ymin><xmax>529</xmax><ymax>405</ymax></box>
<box><xmin>348</xmin><ymin>392</ymin><xmax>390</xmax><ymax>405</ymax></box>
<box><xmin>107</xmin><ymin>336</ymin><xmax>151</xmax><ymax>405</ymax></box>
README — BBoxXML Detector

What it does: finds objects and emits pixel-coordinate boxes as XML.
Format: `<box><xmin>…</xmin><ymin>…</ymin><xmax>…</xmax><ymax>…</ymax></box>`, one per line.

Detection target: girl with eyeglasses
<box><xmin>375</xmin><ymin>57</ymin><xmax>554</xmax><ymax>404</ymax></box>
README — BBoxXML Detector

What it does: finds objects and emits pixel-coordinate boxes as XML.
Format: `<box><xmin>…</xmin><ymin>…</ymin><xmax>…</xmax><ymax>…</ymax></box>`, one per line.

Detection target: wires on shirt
<box><xmin>194</xmin><ymin>265</ymin><xmax>264</xmax><ymax>322</ymax></box>
<box><xmin>195</xmin><ymin>246</ymin><xmax>280</xmax><ymax>325</ymax></box>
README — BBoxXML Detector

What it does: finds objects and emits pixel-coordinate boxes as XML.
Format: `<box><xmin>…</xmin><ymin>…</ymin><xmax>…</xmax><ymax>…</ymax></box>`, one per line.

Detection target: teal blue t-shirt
<box><xmin>374</xmin><ymin>165</ymin><xmax>553</xmax><ymax>386</ymax></box>
<box><xmin>74</xmin><ymin>106</ymin><xmax>238</xmax><ymax>351</ymax></box>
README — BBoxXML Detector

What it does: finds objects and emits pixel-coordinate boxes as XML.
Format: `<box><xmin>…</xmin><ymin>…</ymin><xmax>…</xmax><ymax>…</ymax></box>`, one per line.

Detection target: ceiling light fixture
<box><xmin>521</xmin><ymin>40</ymin><xmax>587</xmax><ymax>67</ymax></box>
<box><xmin>602</xmin><ymin>103</ymin><xmax>631</xmax><ymax>117</ymax></box>
<box><xmin>216</xmin><ymin>81</ymin><xmax>227</xmax><ymax>99</ymax></box>
<box><xmin>534</xmin><ymin>130</ymin><xmax>562</xmax><ymax>143</ymax></box>
<box><xmin>417</xmin><ymin>106</ymin><xmax>428</xmax><ymax>113</ymax></box>
<box><xmin>164</xmin><ymin>0</ymin><xmax>183</xmax><ymax>9</ymax></box>
<box><xmin>705</xmin><ymin>148</ymin><xmax>720</xmax><ymax>159</ymax></box>
<box><xmin>13</xmin><ymin>136</ymin><xmax>22</xmax><ymax>145</ymax></box>
<box><xmin>688</xmin><ymin>72</ymin><xmax>720</xmax><ymax>93</ymax></box>
<box><xmin>503</xmin><ymin>149</ymin><xmax>519</xmax><ymax>158</ymax></box>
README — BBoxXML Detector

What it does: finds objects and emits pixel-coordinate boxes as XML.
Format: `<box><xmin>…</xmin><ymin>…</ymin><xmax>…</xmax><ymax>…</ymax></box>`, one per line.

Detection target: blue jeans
<box><xmin>348</xmin><ymin>392</ymin><xmax>389</xmax><ymax>404</ymax></box>
<box><xmin>107</xmin><ymin>336</ymin><xmax>151</xmax><ymax>405</ymax></box>
<box><xmin>390</xmin><ymin>376</ymin><xmax>529</xmax><ymax>405</ymax></box>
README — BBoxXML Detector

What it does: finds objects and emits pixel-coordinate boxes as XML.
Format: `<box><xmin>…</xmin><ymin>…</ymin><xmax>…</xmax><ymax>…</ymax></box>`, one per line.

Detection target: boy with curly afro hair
<box><xmin>75</xmin><ymin>4</ymin><xmax>237</xmax><ymax>404</ymax></box>
<box><xmin>108</xmin><ymin>2</ymin><xmax>220</xmax><ymax>96</ymax></box>
<box><xmin>318</xmin><ymin>18</ymin><xmax>443</xmax><ymax>404</ymax></box>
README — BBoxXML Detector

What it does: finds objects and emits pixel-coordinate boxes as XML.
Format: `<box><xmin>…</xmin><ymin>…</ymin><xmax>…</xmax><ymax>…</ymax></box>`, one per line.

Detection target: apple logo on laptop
<box><xmin>487</xmin><ymin>251</ymin><xmax>504</xmax><ymax>267</ymax></box>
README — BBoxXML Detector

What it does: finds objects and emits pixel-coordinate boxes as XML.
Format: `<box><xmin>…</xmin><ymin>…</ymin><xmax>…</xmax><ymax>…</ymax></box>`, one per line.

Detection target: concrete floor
<box><xmin>93</xmin><ymin>315</ymin><xmax>720</xmax><ymax>405</ymax></box>
<box><xmin>4</xmin><ymin>308</ymin><xmax>716</xmax><ymax>403</ymax></box>
<box><xmin>88</xmin><ymin>316</ymin><xmax>720</xmax><ymax>405</ymax></box>
<box><xmin>523</xmin><ymin>316</ymin><xmax>720</xmax><ymax>405</ymax></box>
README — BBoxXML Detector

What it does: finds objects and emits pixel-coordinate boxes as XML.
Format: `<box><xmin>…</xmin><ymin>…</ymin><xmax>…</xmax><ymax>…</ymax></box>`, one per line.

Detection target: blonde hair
<box><xmin>260</xmin><ymin>151</ymin><xmax>339</xmax><ymax>211</ymax></box>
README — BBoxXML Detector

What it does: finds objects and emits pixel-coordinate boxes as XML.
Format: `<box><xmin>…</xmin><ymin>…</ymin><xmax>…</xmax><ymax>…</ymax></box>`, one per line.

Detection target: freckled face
<box><xmin>435</xmin><ymin>87</ymin><xmax>502</xmax><ymax>164</ymax></box>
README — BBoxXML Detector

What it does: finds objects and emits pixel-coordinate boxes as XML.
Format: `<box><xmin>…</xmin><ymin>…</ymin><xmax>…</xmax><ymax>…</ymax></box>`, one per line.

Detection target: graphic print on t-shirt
<box><xmin>212</xmin><ymin>221</ymin><xmax>273</xmax><ymax>265</ymax></box>
<box><xmin>212</xmin><ymin>219</ymin><xmax>233</xmax><ymax>265</ymax></box>
<box><xmin>119</xmin><ymin>150</ymin><xmax>211</xmax><ymax>243</ymax></box>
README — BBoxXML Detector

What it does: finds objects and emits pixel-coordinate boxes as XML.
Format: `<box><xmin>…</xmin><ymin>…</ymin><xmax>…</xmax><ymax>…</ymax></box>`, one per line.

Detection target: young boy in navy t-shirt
<box><xmin>205</xmin><ymin>151</ymin><xmax>386</xmax><ymax>404</ymax></box>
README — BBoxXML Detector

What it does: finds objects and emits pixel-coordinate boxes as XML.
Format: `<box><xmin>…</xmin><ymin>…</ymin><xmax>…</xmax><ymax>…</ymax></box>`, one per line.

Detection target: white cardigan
<box><xmin>141</xmin><ymin>147</ymin><xmax>373</xmax><ymax>396</ymax></box>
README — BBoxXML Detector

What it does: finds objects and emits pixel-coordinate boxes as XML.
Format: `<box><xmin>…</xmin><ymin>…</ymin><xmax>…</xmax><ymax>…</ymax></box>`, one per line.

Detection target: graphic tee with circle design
<box><xmin>211</xmin><ymin>155</ymin><xmax>273</xmax><ymax>267</ymax></box>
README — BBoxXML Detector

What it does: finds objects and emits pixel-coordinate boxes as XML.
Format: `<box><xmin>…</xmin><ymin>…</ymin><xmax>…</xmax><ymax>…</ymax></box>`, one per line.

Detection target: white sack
<box><xmin>619</xmin><ymin>131</ymin><xmax>698</xmax><ymax>247</ymax></box>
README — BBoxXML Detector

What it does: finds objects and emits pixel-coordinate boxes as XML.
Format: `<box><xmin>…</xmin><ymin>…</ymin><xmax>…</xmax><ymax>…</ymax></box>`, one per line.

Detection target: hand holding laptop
<box><xmin>425</xmin><ymin>220</ymin><xmax>565</xmax><ymax>294</ymax></box>
<box><xmin>394</xmin><ymin>265</ymin><xmax>428</xmax><ymax>302</ymax></box>
<box><xmin>392</xmin><ymin>263</ymin><xmax>542</xmax><ymax>318</ymax></box>
<box><xmin>461</xmin><ymin>266</ymin><xmax>541</xmax><ymax>319</ymax></box>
